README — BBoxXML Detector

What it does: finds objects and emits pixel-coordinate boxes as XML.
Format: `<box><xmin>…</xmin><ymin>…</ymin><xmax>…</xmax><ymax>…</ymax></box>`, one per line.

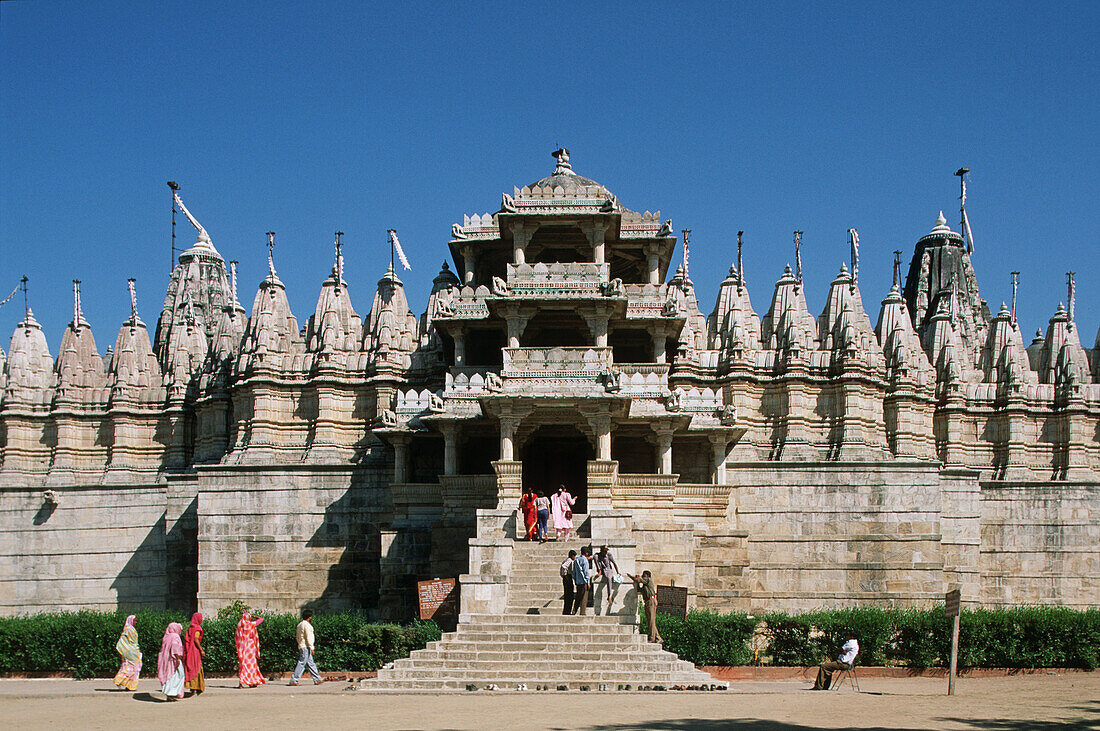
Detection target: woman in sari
<box><xmin>183</xmin><ymin>612</ymin><xmax>205</xmax><ymax>695</ymax></box>
<box><xmin>156</xmin><ymin>622</ymin><xmax>185</xmax><ymax>700</ymax></box>
<box><xmin>235</xmin><ymin>612</ymin><xmax>266</xmax><ymax>688</ymax></box>
<box><xmin>550</xmin><ymin>484</ymin><xmax>576</xmax><ymax>541</ymax></box>
<box><xmin>519</xmin><ymin>488</ymin><xmax>538</xmax><ymax>540</ymax></box>
<box><xmin>112</xmin><ymin>615</ymin><xmax>141</xmax><ymax>691</ymax></box>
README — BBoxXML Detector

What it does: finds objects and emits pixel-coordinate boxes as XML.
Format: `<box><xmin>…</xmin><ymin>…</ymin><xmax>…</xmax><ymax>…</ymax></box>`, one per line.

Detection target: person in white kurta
<box><xmin>550</xmin><ymin>485</ymin><xmax>576</xmax><ymax>540</ymax></box>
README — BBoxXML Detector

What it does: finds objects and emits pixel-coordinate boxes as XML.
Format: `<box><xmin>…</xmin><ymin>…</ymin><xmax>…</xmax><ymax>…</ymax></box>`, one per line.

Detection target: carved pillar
<box><xmin>654</xmin><ymin>424</ymin><xmax>675</xmax><ymax>474</ymax></box>
<box><xmin>391</xmin><ymin>434</ymin><xmax>411</xmax><ymax>484</ymax></box>
<box><xmin>512</xmin><ymin>222</ymin><xmax>532</xmax><ymax>266</ymax></box>
<box><xmin>440</xmin><ymin>422</ymin><xmax>459</xmax><ymax>476</ymax></box>
<box><xmin>500</xmin><ymin>414</ymin><xmax>519</xmax><ymax>461</ymax></box>
<box><xmin>502</xmin><ymin>309</ymin><xmax>531</xmax><ymax>349</ymax></box>
<box><xmin>583</xmin><ymin>220</ymin><xmax>608</xmax><ymax>265</ymax></box>
<box><xmin>591</xmin><ymin>413</ymin><xmax>612</xmax><ymax>461</ymax></box>
<box><xmin>583</xmin><ymin>313</ymin><xmax>610</xmax><ymax>349</ymax></box>
<box><xmin>652</xmin><ymin>324</ymin><xmax>668</xmax><ymax>364</ymax></box>
<box><xmin>462</xmin><ymin>245</ymin><xmax>477</xmax><ymax>285</ymax></box>
<box><xmin>645</xmin><ymin>242</ymin><xmax>661</xmax><ymax>285</ymax></box>
<box><xmin>452</xmin><ymin>324</ymin><xmax>467</xmax><ymax>367</ymax></box>
<box><xmin>709</xmin><ymin>433</ymin><xmax>730</xmax><ymax>485</ymax></box>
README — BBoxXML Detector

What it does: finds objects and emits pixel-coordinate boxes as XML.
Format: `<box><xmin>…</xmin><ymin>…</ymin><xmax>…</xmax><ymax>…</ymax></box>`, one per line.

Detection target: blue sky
<box><xmin>2</xmin><ymin>1</ymin><xmax>1097</xmax><ymax>352</ymax></box>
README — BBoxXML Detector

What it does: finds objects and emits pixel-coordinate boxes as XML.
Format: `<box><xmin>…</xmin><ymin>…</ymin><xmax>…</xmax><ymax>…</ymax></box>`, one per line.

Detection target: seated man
<box><xmin>812</xmin><ymin>632</ymin><xmax>859</xmax><ymax>690</ymax></box>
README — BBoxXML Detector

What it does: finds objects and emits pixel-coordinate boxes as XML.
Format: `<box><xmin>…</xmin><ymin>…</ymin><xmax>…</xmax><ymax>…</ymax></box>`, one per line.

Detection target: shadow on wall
<box><xmin>302</xmin><ymin>472</ymin><xmax>385</xmax><ymax>616</ymax></box>
<box><xmin>110</xmin><ymin>515</ymin><xmax>169</xmax><ymax>612</ymax></box>
<box><xmin>165</xmin><ymin>498</ymin><xmax>198</xmax><ymax>614</ymax></box>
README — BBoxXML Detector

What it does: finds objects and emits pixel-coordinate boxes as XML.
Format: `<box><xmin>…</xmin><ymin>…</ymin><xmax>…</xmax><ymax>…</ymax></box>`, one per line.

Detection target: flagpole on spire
<box><xmin>681</xmin><ymin>229</ymin><xmax>691</xmax><ymax>284</ymax></box>
<box><xmin>893</xmin><ymin>250</ymin><xmax>903</xmax><ymax>289</ymax></box>
<box><xmin>266</xmin><ymin>232</ymin><xmax>276</xmax><ymax>276</ymax></box>
<box><xmin>168</xmin><ymin>181</ymin><xmax>180</xmax><ymax>271</ymax></box>
<box><xmin>736</xmin><ymin>230</ymin><xmax>744</xmax><ymax>294</ymax></box>
<box><xmin>955</xmin><ymin>167</ymin><xmax>974</xmax><ymax>254</ymax></box>
<box><xmin>22</xmin><ymin>275</ymin><xmax>29</xmax><ymax>318</ymax></box>
<box><xmin>388</xmin><ymin>229</ymin><xmax>411</xmax><ymax>271</ymax></box>
<box><xmin>1010</xmin><ymin>271</ymin><xmax>1019</xmax><ymax>327</ymax></box>
<box><xmin>794</xmin><ymin>231</ymin><xmax>803</xmax><ymax>289</ymax></box>
<box><xmin>334</xmin><ymin>231</ymin><xmax>344</xmax><ymax>289</ymax></box>
<box><xmin>848</xmin><ymin>228</ymin><xmax>860</xmax><ymax>292</ymax></box>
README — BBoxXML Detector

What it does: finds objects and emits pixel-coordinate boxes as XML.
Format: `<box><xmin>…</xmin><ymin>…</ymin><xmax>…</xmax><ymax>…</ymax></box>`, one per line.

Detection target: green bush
<box><xmin>652</xmin><ymin>606</ymin><xmax>1098</xmax><ymax>670</ymax></box>
<box><xmin>0</xmin><ymin>609</ymin><xmax>439</xmax><ymax>678</ymax></box>
<box><xmin>655</xmin><ymin>610</ymin><xmax>755</xmax><ymax>666</ymax></box>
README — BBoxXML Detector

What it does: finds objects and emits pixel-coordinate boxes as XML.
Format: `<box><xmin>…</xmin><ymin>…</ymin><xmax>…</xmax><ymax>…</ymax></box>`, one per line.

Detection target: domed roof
<box><xmin>526</xmin><ymin>148</ymin><xmax>607</xmax><ymax>193</ymax></box>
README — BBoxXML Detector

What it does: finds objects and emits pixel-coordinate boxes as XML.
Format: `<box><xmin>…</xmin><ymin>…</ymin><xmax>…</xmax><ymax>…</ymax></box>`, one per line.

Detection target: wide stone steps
<box><xmin>367</xmin><ymin>613</ymin><xmax>722</xmax><ymax>692</ymax></box>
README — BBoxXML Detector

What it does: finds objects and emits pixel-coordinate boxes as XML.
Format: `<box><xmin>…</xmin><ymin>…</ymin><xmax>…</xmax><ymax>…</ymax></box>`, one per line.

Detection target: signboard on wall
<box><xmin>656</xmin><ymin>584</ymin><xmax>688</xmax><ymax>619</ymax></box>
<box><xmin>417</xmin><ymin>577</ymin><xmax>458</xmax><ymax>621</ymax></box>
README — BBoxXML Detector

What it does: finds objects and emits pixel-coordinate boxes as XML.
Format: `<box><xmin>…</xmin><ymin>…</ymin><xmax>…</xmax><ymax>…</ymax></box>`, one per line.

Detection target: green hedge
<box><xmin>654</xmin><ymin>607</ymin><xmax>1099</xmax><ymax>670</ymax></box>
<box><xmin>0</xmin><ymin>608</ymin><xmax>440</xmax><ymax>679</ymax></box>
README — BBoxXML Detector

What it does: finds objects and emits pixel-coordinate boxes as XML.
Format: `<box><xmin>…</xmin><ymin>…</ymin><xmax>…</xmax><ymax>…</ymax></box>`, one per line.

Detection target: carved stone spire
<box><xmin>3</xmin><ymin>309</ymin><xmax>56</xmax><ymax>404</ymax></box>
<box><xmin>56</xmin><ymin>280</ymin><xmax>106</xmax><ymax>393</ymax></box>
<box><xmin>363</xmin><ymin>263</ymin><xmax>417</xmax><ymax>371</ymax></box>
<box><xmin>707</xmin><ymin>261</ymin><xmax>760</xmax><ymax>360</ymax></box>
<box><xmin>760</xmin><ymin>265</ymin><xmax>818</xmax><ymax>353</ymax></box>
<box><xmin>306</xmin><ymin>240</ymin><xmax>362</xmax><ymax>355</ymax></box>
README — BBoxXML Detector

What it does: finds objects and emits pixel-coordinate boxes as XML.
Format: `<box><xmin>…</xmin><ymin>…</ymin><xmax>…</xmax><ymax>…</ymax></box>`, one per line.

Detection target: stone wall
<box><xmin>979</xmin><ymin>481</ymin><xmax>1100</xmax><ymax>608</ymax></box>
<box><xmin>0</xmin><ymin>482</ymin><xmax>169</xmax><ymax>614</ymax></box>
<box><xmin>195</xmin><ymin>464</ymin><xmax>393</xmax><ymax>616</ymax></box>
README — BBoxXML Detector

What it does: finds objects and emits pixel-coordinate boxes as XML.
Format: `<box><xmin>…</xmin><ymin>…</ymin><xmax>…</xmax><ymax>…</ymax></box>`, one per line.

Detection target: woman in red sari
<box><xmin>235</xmin><ymin>612</ymin><xmax>266</xmax><ymax>688</ymax></box>
<box><xmin>183</xmin><ymin>612</ymin><xmax>205</xmax><ymax>695</ymax></box>
<box><xmin>519</xmin><ymin>488</ymin><xmax>538</xmax><ymax>540</ymax></box>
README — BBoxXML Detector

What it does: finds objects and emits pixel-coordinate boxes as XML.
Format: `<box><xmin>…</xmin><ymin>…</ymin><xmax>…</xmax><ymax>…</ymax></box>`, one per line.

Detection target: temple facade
<box><xmin>1</xmin><ymin>150</ymin><xmax>1096</xmax><ymax>617</ymax></box>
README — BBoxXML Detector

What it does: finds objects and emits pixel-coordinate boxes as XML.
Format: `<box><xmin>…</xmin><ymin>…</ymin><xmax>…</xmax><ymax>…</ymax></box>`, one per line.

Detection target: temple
<box><xmin>1</xmin><ymin>150</ymin><xmax>1096</xmax><ymax>617</ymax></box>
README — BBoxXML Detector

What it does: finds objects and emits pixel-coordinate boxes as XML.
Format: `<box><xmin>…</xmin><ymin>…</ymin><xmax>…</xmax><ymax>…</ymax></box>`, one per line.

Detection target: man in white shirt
<box><xmin>812</xmin><ymin>632</ymin><xmax>859</xmax><ymax>690</ymax></box>
<box><xmin>289</xmin><ymin>609</ymin><xmax>325</xmax><ymax>686</ymax></box>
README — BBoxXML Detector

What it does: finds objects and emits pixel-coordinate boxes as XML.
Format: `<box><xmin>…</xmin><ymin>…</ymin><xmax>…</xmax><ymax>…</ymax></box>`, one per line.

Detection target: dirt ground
<box><xmin>1</xmin><ymin>674</ymin><xmax>1097</xmax><ymax>730</ymax></box>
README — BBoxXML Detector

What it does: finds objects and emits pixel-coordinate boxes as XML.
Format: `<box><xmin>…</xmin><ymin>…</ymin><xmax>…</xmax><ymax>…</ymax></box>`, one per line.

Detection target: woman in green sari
<box><xmin>112</xmin><ymin>615</ymin><xmax>142</xmax><ymax>691</ymax></box>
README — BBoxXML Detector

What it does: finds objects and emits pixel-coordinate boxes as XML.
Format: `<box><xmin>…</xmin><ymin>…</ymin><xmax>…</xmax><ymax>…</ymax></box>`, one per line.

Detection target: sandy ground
<box><xmin>1</xmin><ymin>674</ymin><xmax>1097</xmax><ymax>730</ymax></box>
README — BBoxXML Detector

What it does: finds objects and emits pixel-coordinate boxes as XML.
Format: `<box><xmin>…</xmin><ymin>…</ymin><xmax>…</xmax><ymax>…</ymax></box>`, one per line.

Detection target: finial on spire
<box><xmin>127</xmin><ymin>278</ymin><xmax>139</xmax><ymax>322</ymax></box>
<box><xmin>266</xmin><ymin>232</ymin><xmax>276</xmax><ymax>277</ymax></box>
<box><xmin>848</xmin><ymin>228</ymin><xmax>859</xmax><ymax>291</ymax></box>
<box><xmin>736</xmin><ymin>230</ymin><xmax>745</xmax><ymax>292</ymax></box>
<box><xmin>72</xmin><ymin>280</ymin><xmax>84</xmax><ymax>329</ymax></box>
<box><xmin>552</xmin><ymin>147</ymin><xmax>572</xmax><ymax>174</ymax></box>
<box><xmin>893</xmin><ymin>250</ymin><xmax>903</xmax><ymax>289</ymax></box>
<box><xmin>334</xmin><ymin>231</ymin><xmax>344</xmax><ymax>289</ymax></box>
<box><xmin>1010</xmin><ymin>271</ymin><xmax>1019</xmax><ymax>327</ymax></box>
<box><xmin>793</xmin><ymin>231</ymin><xmax>803</xmax><ymax>287</ymax></box>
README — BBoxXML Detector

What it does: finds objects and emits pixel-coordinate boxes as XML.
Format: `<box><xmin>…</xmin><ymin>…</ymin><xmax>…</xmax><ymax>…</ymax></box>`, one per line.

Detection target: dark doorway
<box><xmin>522</xmin><ymin>425</ymin><xmax>593</xmax><ymax>514</ymax></box>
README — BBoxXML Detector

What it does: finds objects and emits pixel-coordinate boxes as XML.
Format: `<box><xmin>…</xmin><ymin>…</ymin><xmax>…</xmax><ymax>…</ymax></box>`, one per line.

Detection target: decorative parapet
<box><xmin>395</xmin><ymin>388</ymin><xmax>445</xmax><ymax>416</ymax></box>
<box><xmin>430</xmin><ymin>285</ymin><xmax>490</xmax><ymax>320</ymax></box>
<box><xmin>444</xmin><ymin>368</ymin><xmax>501</xmax><ymax>396</ymax></box>
<box><xmin>502</xmin><ymin>347</ymin><xmax>611</xmax><ymax>381</ymax></box>
<box><xmin>450</xmin><ymin>212</ymin><xmax>499</xmax><ymax>241</ymax></box>
<box><xmin>616</xmin><ymin>364</ymin><xmax>670</xmax><ymax>398</ymax></box>
<box><xmin>505</xmin><ymin>262</ymin><xmax>610</xmax><ymax>298</ymax></box>
<box><xmin>619</xmin><ymin>210</ymin><xmax>672</xmax><ymax>239</ymax></box>
<box><xmin>623</xmin><ymin>283</ymin><xmax>682</xmax><ymax>320</ymax></box>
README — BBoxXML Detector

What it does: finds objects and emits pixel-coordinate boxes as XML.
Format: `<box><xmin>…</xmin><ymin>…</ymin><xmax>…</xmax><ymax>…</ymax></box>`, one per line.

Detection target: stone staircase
<box><xmin>365</xmin><ymin>530</ymin><xmax>725</xmax><ymax>691</ymax></box>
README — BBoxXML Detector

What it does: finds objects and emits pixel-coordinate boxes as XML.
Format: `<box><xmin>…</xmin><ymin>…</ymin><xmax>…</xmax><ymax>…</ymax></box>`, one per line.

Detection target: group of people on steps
<box><xmin>559</xmin><ymin>545</ymin><xmax>664</xmax><ymax>645</ymax></box>
<box><xmin>111</xmin><ymin>609</ymin><xmax>326</xmax><ymax>699</ymax></box>
<box><xmin>519</xmin><ymin>484</ymin><xmax>577</xmax><ymax>541</ymax></box>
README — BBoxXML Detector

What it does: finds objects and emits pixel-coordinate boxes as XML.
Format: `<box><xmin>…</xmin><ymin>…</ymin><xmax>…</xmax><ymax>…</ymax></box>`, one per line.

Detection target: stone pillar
<box><xmin>655</xmin><ymin>426</ymin><xmax>674</xmax><ymax>474</ymax></box>
<box><xmin>512</xmin><ymin>222</ymin><xmax>531</xmax><ymax>266</ymax></box>
<box><xmin>499</xmin><ymin>415</ymin><xmax>519</xmax><ymax>461</ymax></box>
<box><xmin>452</xmin><ymin>325</ymin><xmax>467</xmax><ymax>367</ymax></box>
<box><xmin>583</xmin><ymin>314</ymin><xmax>609</xmax><ymax>349</ymax></box>
<box><xmin>645</xmin><ymin>242</ymin><xmax>661</xmax><ymax>285</ymax></box>
<box><xmin>462</xmin><ymin>245</ymin><xmax>477</xmax><ymax>285</ymax></box>
<box><xmin>589</xmin><ymin>413</ymin><xmax>612</xmax><ymax>461</ymax></box>
<box><xmin>504</xmin><ymin>312</ymin><xmax>530</xmax><ymax>349</ymax></box>
<box><xmin>391</xmin><ymin>434</ymin><xmax>410</xmax><ymax>484</ymax></box>
<box><xmin>441</xmin><ymin>423</ymin><xmax>459</xmax><ymax>476</ymax></box>
<box><xmin>653</xmin><ymin>329</ymin><xmax>667</xmax><ymax>364</ymax></box>
<box><xmin>710</xmin><ymin>434</ymin><xmax>730</xmax><ymax>485</ymax></box>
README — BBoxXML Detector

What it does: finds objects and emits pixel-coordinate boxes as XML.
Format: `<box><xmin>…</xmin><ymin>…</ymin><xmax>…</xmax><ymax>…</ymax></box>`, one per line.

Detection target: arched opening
<box><xmin>522</xmin><ymin>424</ymin><xmax>594</xmax><ymax>514</ymax></box>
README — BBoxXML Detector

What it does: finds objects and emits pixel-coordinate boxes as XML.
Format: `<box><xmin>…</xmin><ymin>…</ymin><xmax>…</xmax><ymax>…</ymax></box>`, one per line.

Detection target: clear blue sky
<box><xmin>2</xmin><ymin>1</ymin><xmax>1097</xmax><ymax>352</ymax></box>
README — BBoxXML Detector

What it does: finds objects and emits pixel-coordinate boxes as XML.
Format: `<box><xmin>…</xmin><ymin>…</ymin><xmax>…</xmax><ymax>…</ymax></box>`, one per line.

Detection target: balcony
<box><xmin>505</xmin><ymin>262</ymin><xmax>609</xmax><ymax>298</ymax></box>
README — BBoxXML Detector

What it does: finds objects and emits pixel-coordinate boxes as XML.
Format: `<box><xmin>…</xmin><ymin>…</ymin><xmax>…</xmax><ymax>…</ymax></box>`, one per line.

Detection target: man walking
<box><xmin>571</xmin><ymin>546</ymin><xmax>593</xmax><ymax>615</ymax></box>
<box><xmin>628</xmin><ymin>570</ymin><xmax>663</xmax><ymax>644</ymax></box>
<box><xmin>593</xmin><ymin>545</ymin><xmax>620</xmax><ymax>615</ymax></box>
<box><xmin>560</xmin><ymin>550</ymin><xmax>577</xmax><ymax>615</ymax></box>
<box><xmin>289</xmin><ymin>609</ymin><xmax>325</xmax><ymax>686</ymax></box>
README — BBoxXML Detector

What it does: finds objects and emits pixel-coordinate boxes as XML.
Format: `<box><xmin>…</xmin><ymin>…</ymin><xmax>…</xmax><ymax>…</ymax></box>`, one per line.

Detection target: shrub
<box><xmin>0</xmin><ymin>609</ymin><xmax>439</xmax><ymax>678</ymax></box>
<box><xmin>655</xmin><ymin>610</ymin><xmax>755</xmax><ymax>666</ymax></box>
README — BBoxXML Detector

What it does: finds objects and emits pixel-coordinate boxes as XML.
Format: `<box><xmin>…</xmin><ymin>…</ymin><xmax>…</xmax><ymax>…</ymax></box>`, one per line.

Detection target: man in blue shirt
<box><xmin>571</xmin><ymin>546</ymin><xmax>593</xmax><ymax>615</ymax></box>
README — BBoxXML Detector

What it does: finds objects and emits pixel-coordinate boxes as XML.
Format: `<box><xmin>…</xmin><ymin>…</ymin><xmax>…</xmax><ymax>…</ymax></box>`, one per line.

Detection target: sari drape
<box><xmin>183</xmin><ymin>612</ymin><xmax>205</xmax><ymax>693</ymax></box>
<box><xmin>519</xmin><ymin>493</ymin><xmax>537</xmax><ymax>538</ymax></box>
<box><xmin>235</xmin><ymin>612</ymin><xmax>266</xmax><ymax>687</ymax></box>
<box><xmin>157</xmin><ymin>622</ymin><xmax>185</xmax><ymax>698</ymax></box>
<box><xmin>112</xmin><ymin>615</ymin><xmax>141</xmax><ymax>691</ymax></box>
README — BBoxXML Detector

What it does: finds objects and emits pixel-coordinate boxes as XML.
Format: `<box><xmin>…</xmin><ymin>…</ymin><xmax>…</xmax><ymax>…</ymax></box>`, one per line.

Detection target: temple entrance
<box><xmin>522</xmin><ymin>425</ymin><xmax>593</xmax><ymax>514</ymax></box>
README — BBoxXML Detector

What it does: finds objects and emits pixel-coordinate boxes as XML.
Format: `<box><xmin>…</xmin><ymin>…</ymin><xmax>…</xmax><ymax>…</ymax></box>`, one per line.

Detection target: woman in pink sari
<box><xmin>235</xmin><ymin>612</ymin><xmax>266</xmax><ymax>688</ymax></box>
<box><xmin>112</xmin><ymin>615</ymin><xmax>141</xmax><ymax>691</ymax></box>
<box><xmin>156</xmin><ymin>622</ymin><xmax>185</xmax><ymax>700</ymax></box>
<box><xmin>550</xmin><ymin>484</ymin><xmax>576</xmax><ymax>541</ymax></box>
